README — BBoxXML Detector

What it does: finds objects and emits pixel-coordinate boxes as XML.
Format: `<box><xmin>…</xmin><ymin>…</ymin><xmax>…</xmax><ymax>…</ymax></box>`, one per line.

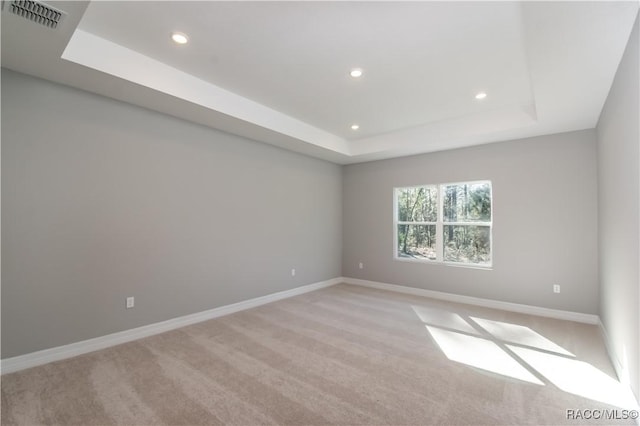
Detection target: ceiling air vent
<box><xmin>2</xmin><ymin>0</ymin><xmax>65</xmax><ymax>29</ymax></box>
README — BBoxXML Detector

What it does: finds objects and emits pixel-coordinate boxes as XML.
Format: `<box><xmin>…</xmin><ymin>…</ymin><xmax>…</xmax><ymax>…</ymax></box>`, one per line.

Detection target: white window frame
<box><xmin>393</xmin><ymin>180</ymin><xmax>492</xmax><ymax>269</ymax></box>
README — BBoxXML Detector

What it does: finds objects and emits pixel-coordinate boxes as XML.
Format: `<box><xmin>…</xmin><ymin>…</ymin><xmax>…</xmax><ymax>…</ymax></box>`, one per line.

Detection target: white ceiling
<box><xmin>2</xmin><ymin>1</ymin><xmax>638</xmax><ymax>164</ymax></box>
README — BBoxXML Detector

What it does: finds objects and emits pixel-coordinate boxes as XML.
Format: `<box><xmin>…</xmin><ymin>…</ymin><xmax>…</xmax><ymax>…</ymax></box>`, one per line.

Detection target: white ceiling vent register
<box><xmin>2</xmin><ymin>0</ymin><xmax>65</xmax><ymax>29</ymax></box>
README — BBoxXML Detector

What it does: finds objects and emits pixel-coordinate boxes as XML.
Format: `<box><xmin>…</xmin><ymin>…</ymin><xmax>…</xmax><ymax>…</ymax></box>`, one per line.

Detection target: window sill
<box><xmin>394</xmin><ymin>256</ymin><xmax>493</xmax><ymax>270</ymax></box>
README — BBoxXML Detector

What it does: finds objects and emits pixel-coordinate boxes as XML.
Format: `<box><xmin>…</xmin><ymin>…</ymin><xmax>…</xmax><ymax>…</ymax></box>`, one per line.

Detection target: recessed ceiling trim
<box><xmin>61</xmin><ymin>29</ymin><xmax>350</xmax><ymax>156</ymax></box>
<box><xmin>350</xmin><ymin>103</ymin><xmax>539</xmax><ymax>156</ymax></box>
<box><xmin>12</xmin><ymin>1</ymin><xmax>632</xmax><ymax>164</ymax></box>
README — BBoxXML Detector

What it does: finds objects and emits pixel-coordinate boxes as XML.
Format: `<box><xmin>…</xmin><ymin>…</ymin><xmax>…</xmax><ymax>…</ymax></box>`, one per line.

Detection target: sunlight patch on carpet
<box><xmin>412</xmin><ymin>306</ymin><xmax>479</xmax><ymax>334</ymax></box>
<box><xmin>426</xmin><ymin>325</ymin><xmax>544</xmax><ymax>385</ymax></box>
<box><xmin>471</xmin><ymin>317</ymin><xmax>574</xmax><ymax>356</ymax></box>
<box><xmin>509</xmin><ymin>345</ymin><xmax>638</xmax><ymax>409</ymax></box>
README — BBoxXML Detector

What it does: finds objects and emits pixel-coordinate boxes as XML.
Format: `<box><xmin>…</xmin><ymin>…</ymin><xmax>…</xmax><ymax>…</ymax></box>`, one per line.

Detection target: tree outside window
<box><xmin>395</xmin><ymin>181</ymin><xmax>492</xmax><ymax>267</ymax></box>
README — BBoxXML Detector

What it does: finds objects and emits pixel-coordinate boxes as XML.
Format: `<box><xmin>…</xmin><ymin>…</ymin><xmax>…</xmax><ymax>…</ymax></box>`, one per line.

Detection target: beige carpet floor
<box><xmin>1</xmin><ymin>283</ymin><xmax>637</xmax><ymax>425</ymax></box>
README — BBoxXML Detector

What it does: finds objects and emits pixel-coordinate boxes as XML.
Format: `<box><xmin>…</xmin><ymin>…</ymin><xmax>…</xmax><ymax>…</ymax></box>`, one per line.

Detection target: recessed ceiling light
<box><xmin>351</xmin><ymin>124</ymin><xmax>360</xmax><ymax>130</ymax></box>
<box><xmin>171</xmin><ymin>32</ymin><xmax>189</xmax><ymax>45</ymax></box>
<box><xmin>475</xmin><ymin>92</ymin><xmax>487</xmax><ymax>100</ymax></box>
<box><xmin>350</xmin><ymin>68</ymin><xmax>363</xmax><ymax>78</ymax></box>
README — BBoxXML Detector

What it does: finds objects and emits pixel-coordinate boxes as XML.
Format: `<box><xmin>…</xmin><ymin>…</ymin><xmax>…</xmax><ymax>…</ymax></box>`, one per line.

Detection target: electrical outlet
<box><xmin>291</xmin><ymin>268</ymin><xmax>296</xmax><ymax>277</ymax></box>
<box><xmin>359</xmin><ymin>262</ymin><xmax>364</xmax><ymax>269</ymax></box>
<box><xmin>553</xmin><ymin>285</ymin><xmax>561</xmax><ymax>294</ymax></box>
<box><xmin>126</xmin><ymin>296</ymin><xmax>135</xmax><ymax>309</ymax></box>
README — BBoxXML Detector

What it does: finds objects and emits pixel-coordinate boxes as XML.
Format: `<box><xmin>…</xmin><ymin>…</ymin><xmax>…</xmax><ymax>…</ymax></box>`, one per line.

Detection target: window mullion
<box><xmin>436</xmin><ymin>185</ymin><xmax>443</xmax><ymax>262</ymax></box>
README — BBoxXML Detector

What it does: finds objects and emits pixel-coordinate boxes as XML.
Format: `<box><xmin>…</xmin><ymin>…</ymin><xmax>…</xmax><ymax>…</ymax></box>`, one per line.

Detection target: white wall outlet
<box><xmin>553</xmin><ymin>285</ymin><xmax>561</xmax><ymax>294</ymax></box>
<box><xmin>126</xmin><ymin>296</ymin><xmax>135</xmax><ymax>309</ymax></box>
<box><xmin>291</xmin><ymin>268</ymin><xmax>296</xmax><ymax>277</ymax></box>
<box><xmin>359</xmin><ymin>262</ymin><xmax>364</xmax><ymax>269</ymax></box>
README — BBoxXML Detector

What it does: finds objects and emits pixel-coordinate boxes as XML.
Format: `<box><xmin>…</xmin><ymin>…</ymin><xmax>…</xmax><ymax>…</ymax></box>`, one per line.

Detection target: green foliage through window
<box><xmin>397</xmin><ymin>186</ymin><xmax>437</xmax><ymax>222</ymax></box>
<box><xmin>398</xmin><ymin>224</ymin><xmax>436</xmax><ymax>260</ymax></box>
<box><xmin>443</xmin><ymin>225</ymin><xmax>491</xmax><ymax>264</ymax></box>
<box><xmin>395</xmin><ymin>181</ymin><xmax>492</xmax><ymax>267</ymax></box>
<box><xmin>443</xmin><ymin>182</ymin><xmax>491</xmax><ymax>222</ymax></box>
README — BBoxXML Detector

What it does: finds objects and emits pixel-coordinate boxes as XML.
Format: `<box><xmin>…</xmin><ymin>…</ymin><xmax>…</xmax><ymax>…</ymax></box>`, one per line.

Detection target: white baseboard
<box><xmin>1</xmin><ymin>277</ymin><xmax>342</xmax><ymax>375</ymax></box>
<box><xmin>0</xmin><ymin>277</ymin><xmax>605</xmax><ymax>375</ymax></box>
<box><xmin>343</xmin><ymin>277</ymin><xmax>600</xmax><ymax>324</ymax></box>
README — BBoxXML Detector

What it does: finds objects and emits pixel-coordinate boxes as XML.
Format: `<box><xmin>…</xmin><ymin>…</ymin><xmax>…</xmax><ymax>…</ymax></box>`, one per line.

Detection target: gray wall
<box><xmin>596</xmin><ymin>13</ymin><xmax>639</xmax><ymax>401</ymax></box>
<box><xmin>1</xmin><ymin>69</ymin><xmax>342</xmax><ymax>359</ymax></box>
<box><xmin>343</xmin><ymin>130</ymin><xmax>599</xmax><ymax>314</ymax></box>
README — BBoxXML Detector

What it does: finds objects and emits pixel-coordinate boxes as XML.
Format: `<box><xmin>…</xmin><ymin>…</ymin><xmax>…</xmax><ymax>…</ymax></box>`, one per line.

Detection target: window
<box><xmin>394</xmin><ymin>181</ymin><xmax>492</xmax><ymax>267</ymax></box>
